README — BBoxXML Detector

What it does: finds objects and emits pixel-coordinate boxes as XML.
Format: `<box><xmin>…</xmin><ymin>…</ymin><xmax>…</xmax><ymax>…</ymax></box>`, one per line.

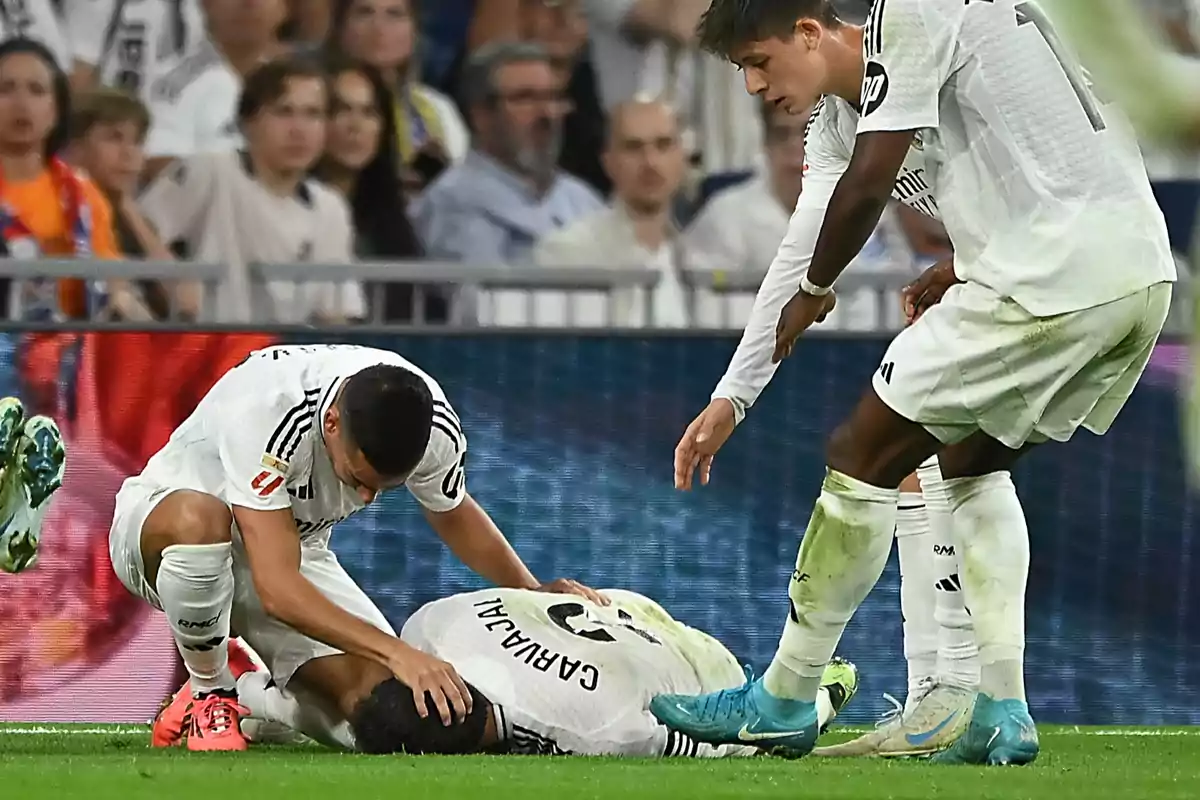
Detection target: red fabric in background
<box><xmin>1</xmin><ymin>331</ymin><xmax>278</xmax><ymax>720</ymax></box>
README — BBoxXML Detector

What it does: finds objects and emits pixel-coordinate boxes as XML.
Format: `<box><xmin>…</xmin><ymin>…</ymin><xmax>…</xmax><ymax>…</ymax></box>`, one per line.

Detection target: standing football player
<box><xmin>673</xmin><ymin>62</ymin><xmax>979</xmax><ymax>766</ymax></box>
<box><xmin>0</xmin><ymin>396</ymin><xmax>66</xmax><ymax>574</ymax></box>
<box><xmin>228</xmin><ymin>588</ymin><xmax>860</xmax><ymax>756</ymax></box>
<box><xmin>653</xmin><ymin>0</ymin><xmax>1175</xmax><ymax>765</ymax></box>
<box><xmin>109</xmin><ymin>343</ymin><xmax>602</xmax><ymax>752</ymax></box>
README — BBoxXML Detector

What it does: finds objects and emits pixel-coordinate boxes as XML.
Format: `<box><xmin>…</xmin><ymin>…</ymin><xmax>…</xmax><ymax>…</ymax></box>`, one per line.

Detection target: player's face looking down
<box><xmin>321</xmin><ymin>403</ymin><xmax>407</xmax><ymax>503</ymax></box>
<box><xmin>728</xmin><ymin>19</ymin><xmax>866</xmax><ymax>115</ymax></box>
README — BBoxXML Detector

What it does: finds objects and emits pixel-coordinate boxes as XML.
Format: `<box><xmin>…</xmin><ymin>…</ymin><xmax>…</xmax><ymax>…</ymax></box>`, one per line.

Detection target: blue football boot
<box><xmin>931</xmin><ymin>693</ymin><xmax>1040</xmax><ymax>765</ymax></box>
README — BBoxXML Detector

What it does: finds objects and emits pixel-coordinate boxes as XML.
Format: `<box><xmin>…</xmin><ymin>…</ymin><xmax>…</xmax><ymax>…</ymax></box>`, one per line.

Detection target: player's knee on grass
<box><xmin>349</xmin><ymin>678</ymin><xmax>492</xmax><ymax>755</ymax></box>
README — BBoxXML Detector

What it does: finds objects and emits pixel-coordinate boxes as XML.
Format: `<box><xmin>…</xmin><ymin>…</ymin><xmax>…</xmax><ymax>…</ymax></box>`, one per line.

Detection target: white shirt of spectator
<box><xmin>860</xmin><ymin>0</ymin><xmax>1173</xmax><ymax>315</ymax></box>
<box><xmin>144</xmin><ymin>40</ymin><xmax>242</xmax><ymax>159</ymax></box>
<box><xmin>67</xmin><ymin>0</ymin><xmax>206</xmax><ymax>106</ymax></box>
<box><xmin>685</xmin><ymin>171</ymin><xmax>912</xmax><ymax>331</ymax></box>
<box><xmin>139</xmin><ymin>149</ymin><xmax>364</xmax><ymax>324</ymax></box>
<box><xmin>136</xmin><ymin>343</ymin><xmax>467</xmax><ymax>547</ymax></box>
<box><xmin>0</xmin><ymin>0</ymin><xmax>71</xmax><ymax>68</ymax></box>
<box><xmin>530</xmin><ymin>204</ymin><xmax>690</xmax><ymax>328</ymax></box>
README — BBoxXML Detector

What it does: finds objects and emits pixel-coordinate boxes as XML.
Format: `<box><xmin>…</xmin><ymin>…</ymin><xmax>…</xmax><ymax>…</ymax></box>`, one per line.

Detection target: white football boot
<box><xmin>812</xmin><ymin>679</ymin><xmax>975</xmax><ymax>758</ymax></box>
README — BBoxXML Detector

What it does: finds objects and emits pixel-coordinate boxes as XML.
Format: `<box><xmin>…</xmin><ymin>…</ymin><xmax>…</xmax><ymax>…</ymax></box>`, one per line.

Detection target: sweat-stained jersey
<box><xmin>131</xmin><ymin>343</ymin><xmax>467</xmax><ymax>544</ymax></box>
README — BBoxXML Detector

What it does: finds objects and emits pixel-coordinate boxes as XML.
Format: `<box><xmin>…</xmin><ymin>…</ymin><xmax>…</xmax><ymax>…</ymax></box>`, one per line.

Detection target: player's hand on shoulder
<box><xmin>534</xmin><ymin>578</ymin><xmax>610</xmax><ymax>607</ymax></box>
<box><xmin>674</xmin><ymin>398</ymin><xmax>738</xmax><ymax>491</ymax></box>
<box><xmin>386</xmin><ymin>642</ymin><xmax>474</xmax><ymax>727</ymax></box>
<box><xmin>902</xmin><ymin>256</ymin><xmax>959</xmax><ymax>325</ymax></box>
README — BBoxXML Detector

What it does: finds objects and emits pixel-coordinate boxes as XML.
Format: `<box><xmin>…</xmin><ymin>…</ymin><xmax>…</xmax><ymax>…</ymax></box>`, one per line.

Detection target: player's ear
<box><xmin>323</xmin><ymin>404</ymin><xmax>340</xmax><ymax>436</ymax></box>
<box><xmin>795</xmin><ymin>18</ymin><xmax>822</xmax><ymax>50</ymax></box>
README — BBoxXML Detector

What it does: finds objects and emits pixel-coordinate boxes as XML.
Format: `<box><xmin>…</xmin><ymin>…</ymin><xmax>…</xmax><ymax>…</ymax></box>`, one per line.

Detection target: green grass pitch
<box><xmin>3</xmin><ymin>724</ymin><xmax>1199</xmax><ymax>799</ymax></box>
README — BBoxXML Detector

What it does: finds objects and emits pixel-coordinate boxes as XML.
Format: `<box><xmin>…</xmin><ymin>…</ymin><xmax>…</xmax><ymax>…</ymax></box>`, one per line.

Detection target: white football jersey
<box><xmin>401</xmin><ymin>588</ymin><xmax>751</xmax><ymax>758</ymax></box>
<box><xmin>67</xmin><ymin>0</ymin><xmax>206</xmax><ymax>105</ymax></box>
<box><xmin>134</xmin><ymin>344</ymin><xmax>467</xmax><ymax>544</ymax></box>
<box><xmin>0</xmin><ymin>0</ymin><xmax>71</xmax><ymax>68</ymax></box>
<box><xmin>858</xmin><ymin>0</ymin><xmax>1175</xmax><ymax>315</ymax></box>
<box><xmin>711</xmin><ymin>95</ymin><xmax>937</xmax><ymax>420</ymax></box>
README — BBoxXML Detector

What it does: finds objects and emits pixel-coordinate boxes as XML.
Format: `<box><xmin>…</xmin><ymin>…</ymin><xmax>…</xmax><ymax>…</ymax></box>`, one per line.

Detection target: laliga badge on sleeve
<box><xmin>260</xmin><ymin>453</ymin><xmax>288</xmax><ymax>473</ymax></box>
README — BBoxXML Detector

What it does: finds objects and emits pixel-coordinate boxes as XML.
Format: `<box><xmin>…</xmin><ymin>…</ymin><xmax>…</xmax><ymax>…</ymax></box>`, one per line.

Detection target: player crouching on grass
<box><xmin>115</xmin><ymin>343</ymin><xmax>604</xmax><ymax>753</ymax></box>
<box><xmin>0</xmin><ymin>396</ymin><xmax>67</xmax><ymax>574</ymax></box>
<box><xmin>181</xmin><ymin>588</ymin><xmax>860</xmax><ymax>757</ymax></box>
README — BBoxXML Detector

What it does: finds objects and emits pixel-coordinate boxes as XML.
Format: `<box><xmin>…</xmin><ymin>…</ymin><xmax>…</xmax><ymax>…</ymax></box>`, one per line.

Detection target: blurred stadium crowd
<box><xmin>0</xmin><ymin>0</ymin><xmax>1195</xmax><ymax>329</ymax></box>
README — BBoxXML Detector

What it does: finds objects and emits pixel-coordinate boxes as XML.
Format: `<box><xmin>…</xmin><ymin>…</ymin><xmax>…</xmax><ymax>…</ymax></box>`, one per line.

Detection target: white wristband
<box><xmin>800</xmin><ymin>274</ymin><xmax>832</xmax><ymax>296</ymax></box>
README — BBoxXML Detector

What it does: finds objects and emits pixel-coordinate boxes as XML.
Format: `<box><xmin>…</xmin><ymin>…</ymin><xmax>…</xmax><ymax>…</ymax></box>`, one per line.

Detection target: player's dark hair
<box><xmin>338</xmin><ymin>364</ymin><xmax>434</xmax><ymax>479</ymax></box>
<box><xmin>697</xmin><ymin>0</ymin><xmax>842</xmax><ymax>58</ymax></box>
<box><xmin>350</xmin><ymin>677</ymin><xmax>492</xmax><ymax>754</ymax></box>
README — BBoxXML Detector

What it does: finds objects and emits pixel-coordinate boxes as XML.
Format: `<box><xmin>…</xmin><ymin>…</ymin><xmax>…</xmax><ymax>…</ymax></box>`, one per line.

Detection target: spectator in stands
<box><xmin>454</xmin><ymin>0</ymin><xmax>608</xmax><ymax>195</ymax></box>
<box><xmin>579</xmin><ymin>0</ymin><xmax>704</xmax><ymax>111</ymax></box>
<box><xmin>326</xmin><ymin>0</ymin><xmax>468</xmax><ymax>192</ymax></box>
<box><xmin>412</xmin><ymin>41</ymin><xmax>602</xmax><ymax>266</ymax></box>
<box><xmin>68</xmin><ymin>89</ymin><xmax>193</xmax><ymax>322</ymax></box>
<box><xmin>0</xmin><ymin>39</ymin><xmax>119</xmax><ymax>321</ymax></box>
<box><xmin>312</xmin><ymin>59</ymin><xmax>445</xmax><ymax>323</ymax></box>
<box><xmin>66</xmin><ymin>0</ymin><xmax>205</xmax><ymax>103</ymax></box>
<box><xmin>143</xmin><ymin>0</ymin><xmax>290</xmax><ymax>173</ymax></box>
<box><xmin>686</xmin><ymin>102</ymin><xmax>808</xmax><ymax>276</ymax></box>
<box><xmin>535</xmin><ymin>98</ymin><xmax>688</xmax><ymax>327</ymax></box>
<box><xmin>577</xmin><ymin>0</ymin><xmax>764</xmax><ymax>174</ymax></box>
<box><xmin>0</xmin><ymin>2</ymin><xmax>71</xmax><ymax>71</ymax></box>
<box><xmin>139</xmin><ymin>57</ymin><xmax>365</xmax><ymax>324</ymax></box>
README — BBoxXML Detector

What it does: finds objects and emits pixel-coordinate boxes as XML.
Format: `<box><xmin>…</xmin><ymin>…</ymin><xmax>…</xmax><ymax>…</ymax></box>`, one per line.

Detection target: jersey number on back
<box><xmin>1014</xmin><ymin>1</ymin><xmax>1105</xmax><ymax>132</ymax></box>
<box><xmin>546</xmin><ymin>603</ymin><xmax>662</xmax><ymax>646</ymax></box>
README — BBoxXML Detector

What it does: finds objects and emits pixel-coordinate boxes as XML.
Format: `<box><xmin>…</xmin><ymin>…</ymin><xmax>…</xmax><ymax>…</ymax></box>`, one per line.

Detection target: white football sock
<box><xmin>944</xmin><ymin>471</ymin><xmax>1028</xmax><ymax>703</ymax></box>
<box><xmin>764</xmin><ymin>470</ymin><xmax>898</xmax><ymax>702</ymax></box>
<box><xmin>895</xmin><ymin>490</ymin><xmax>938</xmax><ymax>709</ymax></box>
<box><xmin>156</xmin><ymin>542</ymin><xmax>235</xmax><ymax>695</ymax></box>
<box><xmin>237</xmin><ymin>671</ymin><xmax>355</xmax><ymax>750</ymax></box>
<box><xmin>917</xmin><ymin>459</ymin><xmax>980</xmax><ymax>691</ymax></box>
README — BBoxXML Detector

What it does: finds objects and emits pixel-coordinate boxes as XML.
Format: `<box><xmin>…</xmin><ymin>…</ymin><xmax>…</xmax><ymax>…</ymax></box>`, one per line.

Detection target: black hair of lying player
<box><xmin>339</xmin><ymin>364</ymin><xmax>434</xmax><ymax>479</ymax></box>
<box><xmin>350</xmin><ymin>678</ymin><xmax>493</xmax><ymax>755</ymax></box>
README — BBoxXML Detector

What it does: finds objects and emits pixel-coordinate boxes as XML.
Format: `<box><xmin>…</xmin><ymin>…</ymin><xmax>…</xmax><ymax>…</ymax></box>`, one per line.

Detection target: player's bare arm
<box><xmin>235</xmin><ymin>504</ymin><xmax>473</xmax><ymax>726</ymax></box>
<box><xmin>774</xmin><ymin>129</ymin><xmax>916</xmax><ymax>361</ymax></box>
<box><xmin>424</xmin><ymin>495</ymin><xmax>609</xmax><ymax>606</ymax></box>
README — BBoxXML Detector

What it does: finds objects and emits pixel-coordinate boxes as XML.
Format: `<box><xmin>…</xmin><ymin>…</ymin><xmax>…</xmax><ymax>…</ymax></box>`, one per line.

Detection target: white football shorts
<box><xmin>108</xmin><ymin>477</ymin><xmax>393</xmax><ymax>686</ymax></box>
<box><xmin>873</xmin><ymin>281</ymin><xmax>1172</xmax><ymax>448</ymax></box>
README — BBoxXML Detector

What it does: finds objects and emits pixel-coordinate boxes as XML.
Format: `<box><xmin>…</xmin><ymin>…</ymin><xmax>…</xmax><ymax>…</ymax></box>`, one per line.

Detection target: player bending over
<box><xmin>0</xmin><ymin>397</ymin><xmax>66</xmax><ymax>574</ymax></box>
<box><xmin>655</xmin><ymin>0</ymin><xmax>1174</xmax><ymax>766</ymax></box>
<box><xmin>222</xmin><ymin>588</ymin><xmax>859</xmax><ymax>757</ymax></box>
<box><xmin>112</xmin><ymin>343</ymin><xmax>601</xmax><ymax>752</ymax></box>
<box><xmin>672</xmin><ymin>29</ymin><xmax>979</xmax><ymax>766</ymax></box>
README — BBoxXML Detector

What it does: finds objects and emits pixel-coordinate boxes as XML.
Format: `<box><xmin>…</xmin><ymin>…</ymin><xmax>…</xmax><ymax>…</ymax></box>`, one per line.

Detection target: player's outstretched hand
<box><xmin>901</xmin><ymin>257</ymin><xmax>959</xmax><ymax>325</ymax></box>
<box><xmin>386</xmin><ymin>643</ymin><xmax>474</xmax><ymax>727</ymax></box>
<box><xmin>535</xmin><ymin>578</ymin><xmax>611</xmax><ymax>607</ymax></box>
<box><xmin>773</xmin><ymin>289</ymin><xmax>837</xmax><ymax>363</ymax></box>
<box><xmin>674</xmin><ymin>398</ymin><xmax>737</xmax><ymax>490</ymax></box>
